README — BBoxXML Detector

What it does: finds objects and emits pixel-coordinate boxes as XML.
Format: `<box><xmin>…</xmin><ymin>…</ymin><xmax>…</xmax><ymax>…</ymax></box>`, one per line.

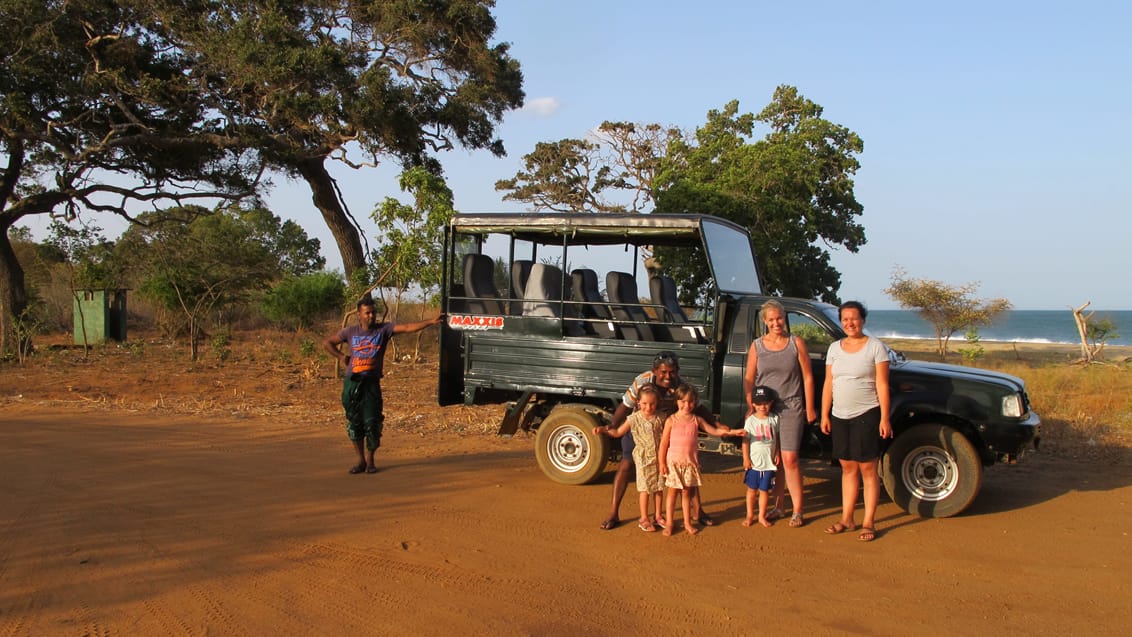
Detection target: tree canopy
<box><xmin>0</xmin><ymin>0</ymin><xmax>259</xmax><ymax>353</ymax></box>
<box><xmin>1</xmin><ymin>0</ymin><xmax>523</xmax><ymax>355</ymax></box>
<box><xmin>494</xmin><ymin>86</ymin><xmax>866</xmax><ymax>303</ymax></box>
<box><xmin>157</xmin><ymin>0</ymin><xmax>525</xmax><ymax>276</ymax></box>
<box><xmin>369</xmin><ymin>166</ymin><xmax>455</xmax><ymax>315</ymax></box>
<box><xmin>495</xmin><ymin>121</ymin><xmax>681</xmax><ymax>214</ymax></box>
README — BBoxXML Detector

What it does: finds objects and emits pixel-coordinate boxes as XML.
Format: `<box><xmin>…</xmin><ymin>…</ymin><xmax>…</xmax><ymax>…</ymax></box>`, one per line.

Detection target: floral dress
<box><xmin>628</xmin><ymin>411</ymin><xmax>666</xmax><ymax>493</ymax></box>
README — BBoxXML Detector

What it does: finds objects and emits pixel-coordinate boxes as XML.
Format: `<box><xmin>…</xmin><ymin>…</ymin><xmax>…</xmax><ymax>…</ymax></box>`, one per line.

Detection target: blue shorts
<box><xmin>621</xmin><ymin>431</ymin><xmax>636</xmax><ymax>459</ymax></box>
<box><xmin>743</xmin><ymin>468</ymin><xmax>775</xmax><ymax>492</ymax></box>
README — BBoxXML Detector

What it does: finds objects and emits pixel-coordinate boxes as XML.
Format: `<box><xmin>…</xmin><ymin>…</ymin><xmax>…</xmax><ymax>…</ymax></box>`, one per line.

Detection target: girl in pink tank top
<box><xmin>658</xmin><ymin>384</ymin><xmax>742</xmax><ymax>536</ymax></box>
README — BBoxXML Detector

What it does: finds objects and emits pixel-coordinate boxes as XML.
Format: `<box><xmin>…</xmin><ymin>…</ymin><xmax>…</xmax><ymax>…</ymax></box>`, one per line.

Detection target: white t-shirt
<box><xmin>826</xmin><ymin>337</ymin><xmax>889</xmax><ymax>419</ymax></box>
<box><xmin>744</xmin><ymin>413</ymin><xmax>779</xmax><ymax>471</ymax></box>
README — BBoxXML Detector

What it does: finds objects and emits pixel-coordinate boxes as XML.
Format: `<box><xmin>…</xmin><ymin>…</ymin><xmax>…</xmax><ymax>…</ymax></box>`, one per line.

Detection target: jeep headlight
<box><xmin>1002</xmin><ymin>393</ymin><xmax>1024</xmax><ymax>418</ymax></box>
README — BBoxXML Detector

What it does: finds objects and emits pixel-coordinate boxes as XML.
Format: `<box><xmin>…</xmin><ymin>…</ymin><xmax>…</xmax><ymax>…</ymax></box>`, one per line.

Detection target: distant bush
<box><xmin>791</xmin><ymin>323</ymin><xmax>833</xmax><ymax>351</ymax></box>
<box><xmin>262</xmin><ymin>272</ymin><xmax>345</xmax><ymax>330</ymax></box>
<box><xmin>957</xmin><ymin>328</ymin><xmax>985</xmax><ymax>364</ymax></box>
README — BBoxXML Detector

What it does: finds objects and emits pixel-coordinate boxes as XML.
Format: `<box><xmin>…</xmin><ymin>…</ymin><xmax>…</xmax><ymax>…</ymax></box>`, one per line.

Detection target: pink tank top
<box><xmin>666</xmin><ymin>414</ymin><xmax>699</xmax><ymax>465</ymax></box>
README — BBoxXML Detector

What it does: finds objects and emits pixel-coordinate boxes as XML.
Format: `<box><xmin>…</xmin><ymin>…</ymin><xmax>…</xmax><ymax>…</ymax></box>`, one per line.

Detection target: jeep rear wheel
<box><xmin>881</xmin><ymin>424</ymin><xmax>982</xmax><ymax>518</ymax></box>
<box><xmin>535</xmin><ymin>407</ymin><xmax>610</xmax><ymax>485</ymax></box>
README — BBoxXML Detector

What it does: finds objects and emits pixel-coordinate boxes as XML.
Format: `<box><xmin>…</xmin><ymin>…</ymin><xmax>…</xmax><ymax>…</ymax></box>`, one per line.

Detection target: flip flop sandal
<box><xmin>766</xmin><ymin>508</ymin><xmax>786</xmax><ymax>521</ymax></box>
<box><xmin>858</xmin><ymin>527</ymin><xmax>877</xmax><ymax>542</ymax></box>
<box><xmin>348</xmin><ymin>463</ymin><xmax>367</xmax><ymax>474</ymax></box>
<box><xmin>637</xmin><ymin>521</ymin><xmax>657</xmax><ymax>532</ymax></box>
<box><xmin>824</xmin><ymin>522</ymin><xmax>855</xmax><ymax>535</ymax></box>
<box><xmin>599</xmin><ymin>518</ymin><xmax>619</xmax><ymax>531</ymax></box>
<box><xmin>696</xmin><ymin>513</ymin><xmax>716</xmax><ymax>527</ymax></box>
<box><xmin>789</xmin><ymin>513</ymin><xmax>805</xmax><ymax>528</ymax></box>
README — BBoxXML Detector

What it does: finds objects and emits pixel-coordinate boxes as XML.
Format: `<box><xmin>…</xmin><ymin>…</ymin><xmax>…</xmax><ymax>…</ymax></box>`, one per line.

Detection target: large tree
<box><xmin>0</xmin><ymin>0</ymin><xmax>257</xmax><ymax>354</ymax></box>
<box><xmin>156</xmin><ymin>0</ymin><xmax>524</xmax><ymax>276</ymax></box>
<box><xmin>496</xmin><ymin>121</ymin><xmax>683</xmax><ymax>214</ymax></box>
<box><xmin>656</xmin><ymin>88</ymin><xmax>866</xmax><ymax>302</ymax></box>
<box><xmin>495</xmin><ymin>86</ymin><xmax>866</xmax><ymax>302</ymax></box>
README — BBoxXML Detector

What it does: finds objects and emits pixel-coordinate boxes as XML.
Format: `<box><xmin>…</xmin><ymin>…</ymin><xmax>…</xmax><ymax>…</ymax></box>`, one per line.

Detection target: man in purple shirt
<box><xmin>324</xmin><ymin>297</ymin><xmax>442</xmax><ymax>474</ymax></box>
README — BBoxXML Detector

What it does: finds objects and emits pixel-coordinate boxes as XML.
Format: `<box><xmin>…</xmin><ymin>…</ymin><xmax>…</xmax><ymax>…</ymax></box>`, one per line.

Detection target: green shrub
<box><xmin>792</xmin><ymin>323</ymin><xmax>833</xmax><ymax>351</ymax></box>
<box><xmin>299</xmin><ymin>337</ymin><xmax>316</xmax><ymax>358</ymax></box>
<box><xmin>211</xmin><ymin>330</ymin><xmax>232</xmax><ymax>362</ymax></box>
<box><xmin>957</xmin><ymin>328</ymin><xmax>984</xmax><ymax>364</ymax></box>
<box><xmin>262</xmin><ymin>271</ymin><xmax>345</xmax><ymax>330</ymax></box>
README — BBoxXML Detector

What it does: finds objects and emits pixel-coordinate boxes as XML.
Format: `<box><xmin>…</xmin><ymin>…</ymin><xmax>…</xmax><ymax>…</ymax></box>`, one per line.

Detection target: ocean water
<box><xmin>865</xmin><ymin>310</ymin><xmax>1132</xmax><ymax>347</ymax></box>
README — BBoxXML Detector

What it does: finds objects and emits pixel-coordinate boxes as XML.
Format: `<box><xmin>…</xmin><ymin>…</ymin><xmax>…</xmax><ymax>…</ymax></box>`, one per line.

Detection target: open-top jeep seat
<box><xmin>463</xmin><ymin>253</ymin><xmax>504</xmax><ymax>315</ymax></box>
<box><xmin>509</xmin><ymin>259</ymin><xmax>533</xmax><ymax>315</ymax></box>
<box><xmin>651</xmin><ymin>274</ymin><xmax>707</xmax><ymax>343</ymax></box>
<box><xmin>570</xmin><ymin>268</ymin><xmax>619</xmax><ymax>339</ymax></box>
<box><xmin>605</xmin><ymin>271</ymin><xmax>656</xmax><ymax>341</ymax></box>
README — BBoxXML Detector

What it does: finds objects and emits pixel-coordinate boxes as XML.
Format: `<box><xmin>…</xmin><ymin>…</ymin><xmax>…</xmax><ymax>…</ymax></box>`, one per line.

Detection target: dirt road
<box><xmin>2</xmin><ymin>404</ymin><xmax>1130</xmax><ymax>636</ymax></box>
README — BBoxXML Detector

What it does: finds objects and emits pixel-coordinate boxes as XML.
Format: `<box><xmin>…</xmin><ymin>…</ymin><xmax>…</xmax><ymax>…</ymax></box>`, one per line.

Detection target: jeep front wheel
<box><xmin>535</xmin><ymin>407</ymin><xmax>610</xmax><ymax>485</ymax></box>
<box><xmin>881</xmin><ymin>424</ymin><xmax>982</xmax><ymax>518</ymax></box>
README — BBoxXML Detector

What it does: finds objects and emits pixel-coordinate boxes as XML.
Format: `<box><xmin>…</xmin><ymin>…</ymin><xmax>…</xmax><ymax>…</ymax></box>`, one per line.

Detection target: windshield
<box><xmin>702</xmin><ymin>219</ymin><xmax>760</xmax><ymax>294</ymax></box>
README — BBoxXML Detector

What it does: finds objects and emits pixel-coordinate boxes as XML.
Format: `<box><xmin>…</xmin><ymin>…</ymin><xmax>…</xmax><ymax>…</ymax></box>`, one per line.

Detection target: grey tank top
<box><xmin>754</xmin><ymin>336</ymin><xmax>804</xmax><ymax>408</ymax></box>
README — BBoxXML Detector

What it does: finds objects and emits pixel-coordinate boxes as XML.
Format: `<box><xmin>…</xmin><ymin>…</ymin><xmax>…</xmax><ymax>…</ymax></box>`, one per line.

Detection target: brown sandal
<box><xmin>824</xmin><ymin>522</ymin><xmax>855</xmax><ymax>535</ymax></box>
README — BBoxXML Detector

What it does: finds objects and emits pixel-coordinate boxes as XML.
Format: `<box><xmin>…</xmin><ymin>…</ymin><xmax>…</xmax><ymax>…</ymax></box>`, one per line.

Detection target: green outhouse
<box><xmin>73</xmin><ymin>289</ymin><xmax>128</xmax><ymax>344</ymax></box>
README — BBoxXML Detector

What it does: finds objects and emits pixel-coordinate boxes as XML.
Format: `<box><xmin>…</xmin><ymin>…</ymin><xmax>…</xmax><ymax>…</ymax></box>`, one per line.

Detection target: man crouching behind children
<box><xmin>658</xmin><ymin>383</ymin><xmax>742</xmax><ymax>536</ymax></box>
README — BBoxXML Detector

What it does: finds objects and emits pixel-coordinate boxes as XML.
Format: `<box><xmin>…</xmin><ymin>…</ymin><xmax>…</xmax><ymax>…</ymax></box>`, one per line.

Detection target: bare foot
<box><xmin>759</xmin><ymin>517</ymin><xmax>772</xmax><ymax>528</ymax></box>
<box><xmin>685</xmin><ymin>525</ymin><xmax>700</xmax><ymax>536</ymax></box>
<box><xmin>662</xmin><ymin>527</ymin><xmax>673</xmax><ymax>537</ymax></box>
<box><xmin>741</xmin><ymin>517</ymin><xmax>754</xmax><ymax>527</ymax></box>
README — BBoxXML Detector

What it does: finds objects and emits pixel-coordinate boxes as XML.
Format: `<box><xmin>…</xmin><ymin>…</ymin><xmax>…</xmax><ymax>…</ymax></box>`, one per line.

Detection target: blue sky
<box><xmin>24</xmin><ymin>1</ymin><xmax>1131</xmax><ymax>309</ymax></box>
<box><xmin>309</xmin><ymin>0</ymin><xmax>1131</xmax><ymax>310</ymax></box>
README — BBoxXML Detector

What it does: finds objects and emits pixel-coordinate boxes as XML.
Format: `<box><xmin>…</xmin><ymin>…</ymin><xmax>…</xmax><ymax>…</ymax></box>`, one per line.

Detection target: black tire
<box><xmin>881</xmin><ymin>424</ymin><xmax>982</xmax><ymax>518</ymax></box>
<box><xmin>535</xmin><ymin>406</ymin><xmax>610</xmax><ymax>485</ymax></box>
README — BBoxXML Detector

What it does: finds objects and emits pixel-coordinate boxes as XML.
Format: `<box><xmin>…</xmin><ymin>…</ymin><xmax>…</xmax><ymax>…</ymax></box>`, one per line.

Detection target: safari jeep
<box><xmin>437</xmin><ymin>213</ymin><xmax>1041</xmax><ymax>518</ymax></box>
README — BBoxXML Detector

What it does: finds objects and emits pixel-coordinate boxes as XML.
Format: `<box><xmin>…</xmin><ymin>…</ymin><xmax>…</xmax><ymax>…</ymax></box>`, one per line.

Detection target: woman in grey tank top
<box><xmin>742</xmin><ymin>300</ymin><xmax>816</xmax><ymax>527</ymax></box>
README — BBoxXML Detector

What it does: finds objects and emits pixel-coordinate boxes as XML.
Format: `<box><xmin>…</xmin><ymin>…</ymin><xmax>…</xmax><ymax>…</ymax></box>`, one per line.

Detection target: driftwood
<box><xmin>1073</xmin><ymin>301</ymin><xmax>1092</xmax><ymax>363</ymax></box>
<box><xmin>1072</xmin><ymin>301</ymin><xmax>1115</xmax><ymax>365</ymax></box>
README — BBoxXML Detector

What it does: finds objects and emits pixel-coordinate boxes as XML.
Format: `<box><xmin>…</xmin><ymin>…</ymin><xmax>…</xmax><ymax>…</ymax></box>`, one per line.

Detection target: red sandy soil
<box><xmin>1</xmin><ymin>332</ymin><xmax>1130</xmax><ymax>634</ymax></box>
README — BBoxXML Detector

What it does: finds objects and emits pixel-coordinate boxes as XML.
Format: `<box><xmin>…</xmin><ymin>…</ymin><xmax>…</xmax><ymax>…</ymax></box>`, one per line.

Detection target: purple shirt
<box><xmin>338</xmin><ymin>323</ymin><xmax>395</xmax><ymax>378</ymax></box>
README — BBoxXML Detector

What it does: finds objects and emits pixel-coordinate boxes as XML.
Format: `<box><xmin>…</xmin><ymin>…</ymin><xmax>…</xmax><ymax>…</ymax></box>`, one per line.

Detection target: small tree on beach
<box><xmin>885</xmin><ymin>268</ymin><xmax>1012</xmax><ymax>359</ymax></box>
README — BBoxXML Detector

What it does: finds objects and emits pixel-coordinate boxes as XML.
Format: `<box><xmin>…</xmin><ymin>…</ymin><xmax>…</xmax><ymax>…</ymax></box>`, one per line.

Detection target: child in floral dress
<box><xmin>595</xmin><ymin>384</ymin><xmax>665</xmax><ymax>531</ymax></box>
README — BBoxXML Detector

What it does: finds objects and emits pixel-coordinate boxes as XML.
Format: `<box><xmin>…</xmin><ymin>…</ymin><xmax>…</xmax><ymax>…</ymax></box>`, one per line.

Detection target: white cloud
<box><xmin>521</xmin><ymin>97</ymin><xmax>560</xmax><ymax>116</ymax></box>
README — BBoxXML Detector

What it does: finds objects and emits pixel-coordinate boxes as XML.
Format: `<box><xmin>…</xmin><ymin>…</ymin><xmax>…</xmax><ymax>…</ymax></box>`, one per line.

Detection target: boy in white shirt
<box><xmin>741</xmin><ymin>385</ymin><xmax>781</xmax><ymax>527</ymax></box>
